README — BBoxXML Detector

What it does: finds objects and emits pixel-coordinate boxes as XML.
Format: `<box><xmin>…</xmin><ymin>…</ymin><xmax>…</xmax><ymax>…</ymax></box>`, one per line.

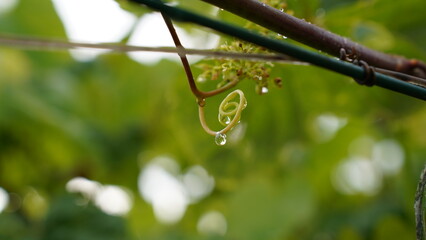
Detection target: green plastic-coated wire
<box><xmin>131</xmin><ymin>0</ymin><xmax>426</xmax><ymax>101</ymax></box>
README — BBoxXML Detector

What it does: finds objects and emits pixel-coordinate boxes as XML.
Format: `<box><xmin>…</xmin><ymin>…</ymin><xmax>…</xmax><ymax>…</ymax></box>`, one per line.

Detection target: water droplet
<box><xmin>197</xmin><ymin>76</ymin><xmax>206</xmax><ymax>82</ymax></box>
<box><xmin>280</xmin><ymin>8</ymin><xmax>284</xmax><ymax>12</ymax></box>
<box><xmin>243</xmin><ymin>101</ymin><xmax>247</xmax><ymax>109</ymax></box>
<box><xmin>215</xmin><ymin>133</ymin><xmax>227</xmax><ymax>146</ymax></box>
<box><xmin>261</xmin><ymin>87</ymin><xmax>269</xmax><ymax>94</ymax></box>
<box><xmin>282</xmin><ymin>35</ymin><xmax>288</xmax><ymax>39</ymax></box>
<box><xmin>165</xmin><ymin>1</ymin><xmax>179</xmax><ymax>6</ymax></box>
<box><xmin>224</xmin><ymin>116</ymin><xmax>231</xmax><ymax>125</ymax></box>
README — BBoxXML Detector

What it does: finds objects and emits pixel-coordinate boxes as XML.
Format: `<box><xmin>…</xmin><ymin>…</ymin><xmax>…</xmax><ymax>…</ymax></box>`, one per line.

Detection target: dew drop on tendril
<box><xmin>215</xmin><ymin>133</ymin><xmax>227</xmax><ymax>146</ymax></box>
<box><xmin>224</xmin><ymin>116</ymin><xmax>231</xmax><ymax>125</ymax></box>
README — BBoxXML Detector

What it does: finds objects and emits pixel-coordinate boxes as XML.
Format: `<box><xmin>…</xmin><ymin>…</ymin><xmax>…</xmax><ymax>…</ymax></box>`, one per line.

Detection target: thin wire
<box><xmin>132</xmin><ymin>0</ymin><xmax>426</xmax><ymax>101</ymax></box>
<box><xmin>1</xmin><ymin>35</ymin><xmax>424</xmax><ymax>87</ymax></box>
<box><xmin>0</xmin><ymin>34</ymin><xmax>306</xmax><ymax>64</ymax></box>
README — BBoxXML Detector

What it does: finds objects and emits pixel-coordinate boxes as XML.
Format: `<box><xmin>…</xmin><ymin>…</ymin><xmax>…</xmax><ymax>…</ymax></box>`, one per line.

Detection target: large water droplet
<box><xmin>215</xmin><ymin>133</ymin><xmax>227</xmax><ymax>146</ymax></box>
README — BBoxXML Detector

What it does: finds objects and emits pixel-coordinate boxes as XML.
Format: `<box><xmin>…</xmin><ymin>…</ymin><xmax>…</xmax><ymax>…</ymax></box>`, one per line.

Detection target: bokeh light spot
<box><xmin>138</xmin><ymin>158</ymin><xmax>188</xmax><ymax>224</ymax></box>
<box><xmin>333</xmin><ymin>156</ymin><xmax>382</xmax><ymax>195</ymax></box>
<box><xmin>197</xmin><ymin>211</ymin><xmax>227</xmax><ymax>236</ymax></box>
<box><xmin>128</xmin><ymin>13</ymin><xmax>219</xmax><ymax>64</ymax></box>
<box><xmin>372</xmin><ymin>139</ymin><xmax>404</xmax><ymax>176</ymax></box>
<box><xmin>138</xmin><ymin>156</ymin><xmax>215</xmax><ymax>224</ymax></box>
<box><xmin>0</xmin><ymin>0</ymin><xmax>18</xmax><ymax>14</ymax></box>
<box><xmin>66</xmin><ymin>177</ymin><xmax>102</xmax><ymax>199</ymax></box>
<box><xmin>52</xmin><ymin>0</ymin><xmax>136</xmax><ymax>61</ymax></box>
<box><xmin>94</xmin><ymin>185</ymin><xmax>133</xmax><ymax>216</ymax></box>
<box><xmin>314</xmin><ymin>113</ymin><xmax>347</xmax><ymax>142</ymax></box>
<box><xmin>0</xmin><ymin>187</ymin><xmax>9</xmax><ymax>213</ymax></box>
<box><xmin>183</xmin><ymin>165</ymin><xmax>215</xmax><ymax>203</ymax></box>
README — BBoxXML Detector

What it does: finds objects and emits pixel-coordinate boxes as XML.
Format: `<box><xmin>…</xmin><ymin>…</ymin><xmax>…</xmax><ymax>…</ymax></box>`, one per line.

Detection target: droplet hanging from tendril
<box><xmin>198</xmin><ymin>89</ymin><xmax>247</xmax><ymax>146</ymax></box>
<box><xmin>215</xmin><ymin>133</ymin><xmax>227</xmax><ymax>146</ymax></box>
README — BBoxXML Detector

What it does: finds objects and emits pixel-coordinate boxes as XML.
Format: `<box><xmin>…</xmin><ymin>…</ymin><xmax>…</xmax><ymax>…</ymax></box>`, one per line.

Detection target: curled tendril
<box><xmin>198</xmin><ymin>89</ymin><xmax>247</xmax><ymax>137</ymax></box>
<box><xmin>218</xmin><ymin>90</ymin><xmax>247</xmax><ymax>126</ymax></box>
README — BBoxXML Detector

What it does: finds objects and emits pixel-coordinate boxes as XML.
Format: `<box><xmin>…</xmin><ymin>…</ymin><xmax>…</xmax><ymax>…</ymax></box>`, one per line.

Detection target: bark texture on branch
<box><xmin>415</xmin><ymin>164</ymin><xmax>426</xmax><ymax>240</ymax></box>
<box><xmin>201</xmin><ymin>0</ymin><xmax>426</xmax><ymax>78</ymax></box>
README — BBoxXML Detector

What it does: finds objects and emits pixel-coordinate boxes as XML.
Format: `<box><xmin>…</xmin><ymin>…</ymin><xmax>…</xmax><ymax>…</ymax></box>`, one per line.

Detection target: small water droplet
<box><xmin>261</xmin><ymin>87</ymin><xmax>269</xmax><ymax>94</ymax></box>
<box><xmin>225</xmin><ymin>116</ymin><xmax>231</xmax><ymax>124</ymax></box>
<box><xmin>165</xmin><ymin>1</ymin><xmax>179</xmax><ymax>6</ymax></box>
<box><xmin>197</xmin><ymin>76</ymin><xmax>206</xmax><ymax>82</ymax></box>
<box><xmin>215</xmin><ymin>133</ymin><xmax>227</xmax><ymax>146</ymax></box>
<box><xmin>280</xmin><ymin>8</ymin><xmax>284</xmax><ymax>12</ymax></box>
<box><xmin>277</xmin><ymin>33</ymin><xmax>287</xmax><ymax>39</ymax></box>
<box><xmin>243</xmin><ymin>101</ymin><xmax>247</xmax><ymax>109</ymax></box>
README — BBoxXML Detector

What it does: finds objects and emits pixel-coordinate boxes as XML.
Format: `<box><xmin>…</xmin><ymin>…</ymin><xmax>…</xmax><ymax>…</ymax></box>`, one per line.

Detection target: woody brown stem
<box><xmin>415</xmin><ymin>164</ymin><xmax>426</xmax><ymax>240</ymax></box>
<box><xmin>160</xmin><ymin>13</ymin><xmax>239</xmax><ymax>101</ymax></box>
<box><xmin>201</xmin><ymin>0</ymin><xmax>426</xmax><ymax>78</ymax></box>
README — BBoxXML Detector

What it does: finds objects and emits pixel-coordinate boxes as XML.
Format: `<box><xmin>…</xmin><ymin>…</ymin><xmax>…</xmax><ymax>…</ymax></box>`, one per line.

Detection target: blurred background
<box><xmin>0</xmin><ymin>0</ymin><xmax>426</xmax><ymax>239</ymax></box>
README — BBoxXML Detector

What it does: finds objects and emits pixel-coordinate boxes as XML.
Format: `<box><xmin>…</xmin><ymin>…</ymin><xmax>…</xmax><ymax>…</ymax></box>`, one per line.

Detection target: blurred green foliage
<box><xmin>1</xmin><ymin>0</ymin><xmax>426</xmax><ymax>239</ymax></box>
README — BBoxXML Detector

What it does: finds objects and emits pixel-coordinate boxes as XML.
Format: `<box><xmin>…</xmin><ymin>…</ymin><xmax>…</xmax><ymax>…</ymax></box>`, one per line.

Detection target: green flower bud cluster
<box><xmin>197</xmin><ymin>41</ymin><xmax>278</xmax><ymax>95</ymax></box>
<box><xmin>196</xmin><ymin>0</ymin><xmax>288</xmax><ymax>95</ymax></box>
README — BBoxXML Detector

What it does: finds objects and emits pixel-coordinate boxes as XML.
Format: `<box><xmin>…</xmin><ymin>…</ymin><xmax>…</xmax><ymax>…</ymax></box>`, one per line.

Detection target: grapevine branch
<box><xmin>415</xmin><ymin>164</ymin><xmax>426</xmax><ymax>240</ymax></box>
<box><xmin>201</xmin><ymin>0</ymin><xmax>426</xmax><ymax>78</ymax></box>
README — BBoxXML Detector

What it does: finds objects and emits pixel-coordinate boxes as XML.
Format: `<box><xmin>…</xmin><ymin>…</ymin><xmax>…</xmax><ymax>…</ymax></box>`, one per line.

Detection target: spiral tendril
<box><xmin>198</xmin><ymin>90</ymin><xmax>247</xmax><ymax>141</ymax></box>
<box><xmin>218</xmin><ymin>90</ymin><xmax>247</xmax><ymax>127</ymax></box>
